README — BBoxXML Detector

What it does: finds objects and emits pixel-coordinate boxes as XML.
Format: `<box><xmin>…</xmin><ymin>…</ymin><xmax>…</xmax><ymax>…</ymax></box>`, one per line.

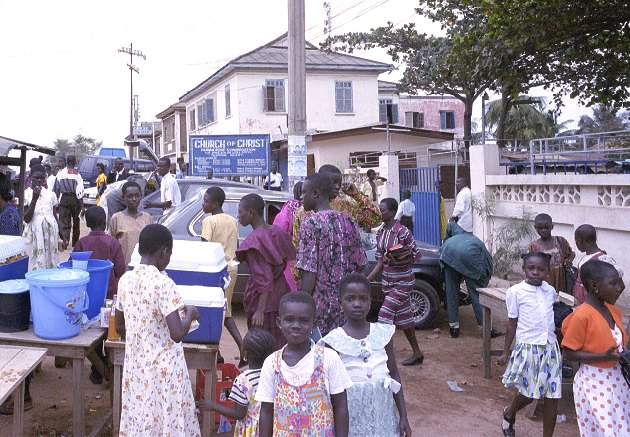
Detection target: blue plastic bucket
<box><xmin>25</xmin><ymin>269</ymin><xmax>90</xmax><ymax>340</ymax></box>
<box><xmin>59</xmin><ymin>259</ymin><xmax>113</xmax><ymax>319</ymax></box>
<box><xmin>70</xmin><ymin>251</ymin><xmax>92</xmax><ymax>271</ymax></box>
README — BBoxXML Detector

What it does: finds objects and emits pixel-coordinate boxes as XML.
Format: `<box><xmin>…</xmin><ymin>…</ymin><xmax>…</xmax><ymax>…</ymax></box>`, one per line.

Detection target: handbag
<box><xmin>619</xmin><ymin>350</ymin><xmax>630</xmax><ymax>389</ymax></box>
<box><xmin>553</xmin><ymin>301</ymin><xmax>573</xmax><ymax>329</ymax></box>
<box><xmin>564</xmin><ymin>265</ymin><xmax>578</xmax><ymax>294</ymax></box>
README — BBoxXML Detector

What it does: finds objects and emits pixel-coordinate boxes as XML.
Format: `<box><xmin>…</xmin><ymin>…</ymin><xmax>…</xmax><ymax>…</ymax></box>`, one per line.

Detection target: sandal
<box><xmin>501</xmin><ymin>407</ymin><xmax>515</xmax><ymax>437</ymax></box>
<box><xmin>401</xmin><ymin>354</ymin><xmax>424</xmax><ymax>366</ymax></box>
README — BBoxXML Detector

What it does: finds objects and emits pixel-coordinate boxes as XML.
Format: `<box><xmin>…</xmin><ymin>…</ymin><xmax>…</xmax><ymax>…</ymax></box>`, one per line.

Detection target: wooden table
<box><xmin>478</xmin><ymin>287</ymin><xmax>575</xmax><ymax>379</ymax></box>
<box><xmin>0</xmin><ymin>345</ymin><xmax>47</xmax><ymax>437</ymax></box>
<box><xmin>105</xmin><ymin>339</ymin><xmax>218</xmax><ymax>437</ymax></box>
<box><xmin>0</xmin><ymin>327</ymin><xmax>108</xmax><ymax>437</ymax></box>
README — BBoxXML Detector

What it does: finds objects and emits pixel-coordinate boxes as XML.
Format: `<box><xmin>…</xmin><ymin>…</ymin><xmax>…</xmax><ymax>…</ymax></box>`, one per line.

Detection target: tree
<box><xmin>323</xmin><ymin>1</ymin><xmax>497</xmax><ymax>148</ymax></box>
<box><xmin>577</xmin><ymin>105</ymin><xmax>629</xmax><ymax>134</ymax></box>
<box><xmin>52</xmin><ymin>135</ymin><xmax>102</xmax><ymax>161</ymax></box>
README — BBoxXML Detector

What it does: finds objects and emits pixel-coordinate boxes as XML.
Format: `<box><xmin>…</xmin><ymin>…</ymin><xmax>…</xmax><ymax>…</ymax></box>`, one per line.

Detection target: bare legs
<box><xmin>504</xmin><ymin>393</ymin><xmax>557</xmax><ymax>437</ymax></box>
<box><xmin>401</xmin><ymin>328</ymin><xmax>424</xmax><ymax>366</ymax></box>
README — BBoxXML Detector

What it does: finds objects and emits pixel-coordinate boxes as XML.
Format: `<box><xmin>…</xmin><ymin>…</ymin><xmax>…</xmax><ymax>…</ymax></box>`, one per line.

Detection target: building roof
<box><xmin>378</xmin><ymin>80</ymin><xmax>399</xmax><ymax>94</ymax></box>
<box><xmin>179</xmin><ymin>34</ymin><xmax>392</xmax><ymax>102</ymax></box>
<box><xmin>0</xmin><ymin>135</ymin><xmax>56</xmax><ymax>157</ymax></box>
<box><xmin>156</xmin><ymin>102</ymin><xmax>186</xmax><ymax>119</ymax></box>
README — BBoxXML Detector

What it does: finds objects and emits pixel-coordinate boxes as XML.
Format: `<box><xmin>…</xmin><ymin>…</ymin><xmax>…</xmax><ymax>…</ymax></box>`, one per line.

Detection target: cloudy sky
<box><xmin>0</xmin><ymin>0</ymin><xmax>585</xmax><ymax>148</ymax></box>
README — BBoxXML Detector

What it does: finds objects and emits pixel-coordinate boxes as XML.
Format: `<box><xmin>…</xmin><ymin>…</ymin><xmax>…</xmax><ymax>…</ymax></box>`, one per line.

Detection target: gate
<box><xmin>399</xmin><ymin>167</ymin><xmax>441</xmax><ymax>246</ymax></box>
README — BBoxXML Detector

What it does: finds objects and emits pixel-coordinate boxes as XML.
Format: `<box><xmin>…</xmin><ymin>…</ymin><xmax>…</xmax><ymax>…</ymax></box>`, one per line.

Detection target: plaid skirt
<box><xmin>502</xmin><ymin>341</ymin><xmax>562</xmax><ymax>399</ymax></box>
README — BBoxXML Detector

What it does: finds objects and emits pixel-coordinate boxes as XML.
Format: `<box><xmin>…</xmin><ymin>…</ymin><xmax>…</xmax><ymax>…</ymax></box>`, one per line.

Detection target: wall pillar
<box><xmin>469</xmin><ymin>144</ymin><xmax>501</xmax><ymax>243</ymax></box>
<box><xmin>379</xmin><ymin>153</ymin><xmax>399</xmax><ymax>201</ymax></box>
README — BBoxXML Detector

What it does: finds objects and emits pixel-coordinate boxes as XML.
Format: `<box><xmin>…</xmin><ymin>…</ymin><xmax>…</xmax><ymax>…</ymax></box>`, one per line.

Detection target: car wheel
<box><xmin>411</xmin><ymin>280</ymin><xmax>440</xmax><ymax>330</ymax></box>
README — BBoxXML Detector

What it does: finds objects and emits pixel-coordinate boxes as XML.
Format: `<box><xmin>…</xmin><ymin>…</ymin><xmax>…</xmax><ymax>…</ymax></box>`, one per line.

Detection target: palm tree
<box><xmin>486</xmin><ymin>96</ymin><xmax>557</xmax><ymax>146</ymax></box>
<box><xmin>577</xmin><ymin>105</ymin><xmax>628</xmax><ymax>134</ymax></box>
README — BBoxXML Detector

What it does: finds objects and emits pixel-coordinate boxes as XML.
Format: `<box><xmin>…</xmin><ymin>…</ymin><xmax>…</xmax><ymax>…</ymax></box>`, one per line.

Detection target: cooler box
<box><xmin>0</xmin><ymin>236</ymin><xmax>29</xmax><ymax>281</ymax></box>
<box><xmin>178</xmin><ymin>285</ymin><xmax>225</xmax><ymax>344</ymax></box>
<box><xmin>130</xmin><ymin>240</ymin><xmax>228</xmax><ymax>288</ymax></box>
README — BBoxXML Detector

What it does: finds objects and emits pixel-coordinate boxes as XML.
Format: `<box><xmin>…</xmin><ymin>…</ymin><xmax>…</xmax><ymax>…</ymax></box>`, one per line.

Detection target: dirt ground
<box><xmin>1</xmin><ymin>303</ymin><xmax>579</xmax><ymax>437</ymax></box>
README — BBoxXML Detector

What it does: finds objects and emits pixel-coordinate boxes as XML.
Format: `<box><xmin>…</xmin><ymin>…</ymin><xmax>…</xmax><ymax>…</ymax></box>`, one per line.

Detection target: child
<box><xmin>201</xmin><ymin>186</ymin><xmax>244</xmax><ymax>362</ymax></box>
<box><xmin>394</xmin><ymin>190</ymin><xmax>415</xmax><ymax>234</ymax></box>
<box><xmin>296</xmin><ymin>172</ymin><xmax>367</xmax><ymax>336</ymax></box>
<box><xmin>498</xmin><ymin>252</ymin><xmax>561</xmax><ymax>437</ymax></box>
<box><xmin>74</xmin><ymin>207</ymin><xmax>126</xmax><ymax>300</ymax></box>
<box><xmin>236</xmin><ymin>193</ymin><xmax>295</xmax><ymax>349</ymax></box>
<box><xmin>367</xmin><ymin>198</ymin><xmax>424</xmax><ymax>366</ymax></box>
<box><xmin>23</xmin><ymin>164</ymin><xmax>60</xmax><ymax>270</ymax></box>
<box><xmin>323</xmin><ymin>273</ymin><xmax>412</xmax><ymax>437</ymax></box>
<box><xmin>110</xmin><ymin>180</ymin><xmax>153</xmax><ymax>266</ymax></box>
<box><xmin>528</xmin><ymin>213</ymin><xmax>575</xmax><ymax>293</ymax></box>
<box><xmin>561</xmin><ymin>260</ymin><xmax>629</xmax><ymax>436</ymax></box>
<box><xmin>572</xmin><ymin>224</ymin><xmax>623</xmax><ymax>304</ymax></box>
<box><xmin>200</xmin><ymin>328</ymin><xmax>276</xmax><ymax>436</ymax></box>
<box><xmin>115</xmin><ymin>224</ymin><xmax>200</xmax><ymax>436</ymax></box>
<box><xmin>256</xmin><ymin>292</ymin><xmax>352</xmax><ymax>437</ymax></box>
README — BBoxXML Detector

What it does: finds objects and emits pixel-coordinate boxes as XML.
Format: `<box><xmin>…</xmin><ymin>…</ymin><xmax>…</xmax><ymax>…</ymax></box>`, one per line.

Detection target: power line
<box><xmin>305</xmin><ymin>0</ymin><xmax>373</xmax><ymax>35</ymax></box>
<box><xmin>311</xmin><ymin>0</ymin><xmax>393</xmax><ymax>40</ymax></box>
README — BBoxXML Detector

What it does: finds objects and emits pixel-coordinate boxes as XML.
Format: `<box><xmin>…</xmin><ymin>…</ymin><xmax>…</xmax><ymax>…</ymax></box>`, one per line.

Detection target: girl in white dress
<box><xmin>323</xmin><ymin>273</ymin><xmax>411</xmax><ymax>437</ymax></box>
<box><xmin>23</xmin><ymin>165</ymin><xmax>60</xmax><ymax>270</ymax></box>
<box><xmin>115</xmin><ymin>224</ymin><xmax>201</xmax><ymax>437</ymax></box>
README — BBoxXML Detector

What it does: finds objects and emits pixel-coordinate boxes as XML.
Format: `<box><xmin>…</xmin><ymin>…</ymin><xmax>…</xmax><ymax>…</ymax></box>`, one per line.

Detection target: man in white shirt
<box><xmin>54</xmin><ymin>155</ymin><xmax>84</xmax><ymax>248</ymax></box>
<box><xmin>450</xmin><ymin>177</ymin><xmax>472</xmax><ymax>232</ymax></box>
<box><xmin>395</xmin><ymin>189</ymin><xmax>415</xmax><ymax>233</ymax></box>
<box><xmin>144</xmin><ymin>157</ymin><xmax>181</xmax><ymax>210</ymax></box>
<box><xmin>264</xmin><ymin>162</ymin><xmax>283</xmax><ymax>191</ymax></box>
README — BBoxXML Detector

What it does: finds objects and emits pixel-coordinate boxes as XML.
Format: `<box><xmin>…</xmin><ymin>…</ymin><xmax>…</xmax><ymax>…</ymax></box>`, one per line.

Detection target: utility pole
<box><xmin>287</xmin><ymin>0</ymin><xmax>307</xmax><ymax>190</ymax></box>
<box><xmin>118</xmin><ymin>43</ymin><xmax>146</xmax><ymax>161</ymax></box>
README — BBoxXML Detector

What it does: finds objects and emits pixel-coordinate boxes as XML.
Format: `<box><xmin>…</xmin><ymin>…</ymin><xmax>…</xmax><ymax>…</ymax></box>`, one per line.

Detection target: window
<box><xmin>225</xmin><ymin>84</ymin><xmax>231</xmax><ymax>117</ymax></box>
<box><xmin>379</xmin><ymin>99</ymin><xmax>399</xmax><ymax>123</ymax></box>
<box><xmin>335</xmin><ymin>81</ymin><xmax>353</xmax><ymax>113</ymax></box>
<box><xmin>440</xmin><ymin>111</ymin><xmax>455</xmax><ymax>129</ymax></box>
<box><xmin>197</xmin><ymin>98</ymin><xmax>215</xmax><ymax>126</ymax></box>
<box><xmin>189</xmin><ymin>108</ymin><xmax>196</xmax><ymax>131</ymax></box>
<box><xmin>263</xmin><ymin>79</ymin><xmax>285</xmax><ymax>112</ymax></box>
<box><xmin>405</xmin><ymin>111</ymin><xmax>424</xmax><ymax>128</ymax></box>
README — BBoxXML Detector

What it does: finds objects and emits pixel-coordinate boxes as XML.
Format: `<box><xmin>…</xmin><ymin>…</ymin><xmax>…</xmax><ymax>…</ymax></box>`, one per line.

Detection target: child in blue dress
<box><xmin>323</xmin><ymin>273</ymin><xmax>411</xmax><ymax>437</ymax></box>
<box><xmin>498</xmin><ymin>252</ymin><xmax>561</xmax><ymax>437</ymax></box>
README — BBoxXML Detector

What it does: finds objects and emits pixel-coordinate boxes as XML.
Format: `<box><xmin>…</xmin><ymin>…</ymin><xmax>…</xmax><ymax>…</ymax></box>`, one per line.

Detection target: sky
<box><xmin>0</xmin><ymin>0</ymin><xmax>587</xmax><ymax>149</ymax></box>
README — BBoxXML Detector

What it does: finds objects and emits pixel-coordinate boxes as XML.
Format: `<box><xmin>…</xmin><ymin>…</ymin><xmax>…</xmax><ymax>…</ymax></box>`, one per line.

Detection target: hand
<box><xmin>32</xmin><ymin>186</ymin><xmax>41</xmax><ymax>197</ymax></box>
<box><xmin>184</xmin><ymin>305</ymin><xmax>199</xmax><ymax>322</ymax></box>
<box><xmin>341</xmin><ymin>182</ymin><xmax>359</xmax><ymax>197</ymax></box>
<box><xmin>606</xmin><ymin>346</ymin><xmax>620</xmax><ymax>360</ymax></box>
<box><xmin>399</xmin><ymin>416</ymin><xmax>412</xmax><ymax>437</ymax></box>
<box><xmin>251</xmin><ymin>309</ymin><xmax>265</xmax><ymax>328</ymax></box>
<box><xmin>497</xmin><ymin>353</ymin><xmax>510</xmax><ymax>367</ymax></box>
<box><xmin>449</xmin><ymin>216</ymin><xmax>459</xmax><ymax>223</ymax></box>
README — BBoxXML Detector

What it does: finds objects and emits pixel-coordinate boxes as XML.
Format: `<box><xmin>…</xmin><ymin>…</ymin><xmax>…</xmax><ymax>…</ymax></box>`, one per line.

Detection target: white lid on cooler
<box><xmin>177</xmin><ymin>285</ymin><xmax>225</xmax><ymax>308</ymax></box>
<box><xmin>130</xmin><ymin>239</ymin><xmax>228</xmax><ymax>273</ymax></box>
<box><xmin>0</xmin><ymin>235</ymin><xmax>27</xmax><ymax>262</ymax></box>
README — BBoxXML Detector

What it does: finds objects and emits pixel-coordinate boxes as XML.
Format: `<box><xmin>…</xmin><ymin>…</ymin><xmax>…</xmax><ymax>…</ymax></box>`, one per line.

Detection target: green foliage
<box><xmin>52</xmin><ymin>135</ymin><xmax>102</xmax><ymax>161</ymax></box>
<box><xmin>577</xmin><ymin>105</ymin><xmax>629</xmax><ymax>134</ymax></box>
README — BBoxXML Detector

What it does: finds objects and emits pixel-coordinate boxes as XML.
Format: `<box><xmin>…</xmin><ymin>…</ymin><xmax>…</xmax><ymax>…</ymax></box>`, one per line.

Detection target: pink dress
<box><xmin>273</xmin><ymin>199</ymin><xmax>301</xmax><ymax>292</ymax></box>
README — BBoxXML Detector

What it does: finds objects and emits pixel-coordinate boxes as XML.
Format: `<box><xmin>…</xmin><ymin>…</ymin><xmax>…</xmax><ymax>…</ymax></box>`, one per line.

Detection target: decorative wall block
<box><xmin>598</xmin><ymin>186</ymin><xmax>630</xmax><ymax>207</ymax></box>
<box><xmin>491</xmin><ymin>185</ymin><xmax>581</xmax><ymax>205</ymax></box>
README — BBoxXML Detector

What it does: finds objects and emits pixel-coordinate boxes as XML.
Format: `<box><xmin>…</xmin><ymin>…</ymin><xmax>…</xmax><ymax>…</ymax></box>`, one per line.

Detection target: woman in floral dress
<box><xmin>23</xmin><ymin>165</ymin><xmax>60</xmax><ymax>270</ymax></box>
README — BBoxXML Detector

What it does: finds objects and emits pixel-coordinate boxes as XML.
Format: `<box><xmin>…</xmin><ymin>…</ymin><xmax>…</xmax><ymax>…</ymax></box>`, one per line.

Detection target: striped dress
<box><xmin>376</xmin><ymin>221</ymin><xmax>420</xmax><ymax>330</ymax></box>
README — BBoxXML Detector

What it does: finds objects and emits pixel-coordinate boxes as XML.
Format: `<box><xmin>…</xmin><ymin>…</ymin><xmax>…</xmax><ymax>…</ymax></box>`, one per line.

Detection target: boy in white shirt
<box><xmin>395</xmin><ymin>189</ymin><xmax>415</xmax><ymax>233</ymax></box>
<box><xmin>144</xmin><ymin>157</ymin><xmax>181</xmax><ymax>210</ymax></box>
<box><xmin>451</xmin><ymin>176</ymin><xmax>472</xmax><ymax>232</ymax></box>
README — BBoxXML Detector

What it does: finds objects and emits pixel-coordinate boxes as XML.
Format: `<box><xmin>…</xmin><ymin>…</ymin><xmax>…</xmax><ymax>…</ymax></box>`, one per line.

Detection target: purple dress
<box><xmin>296</xmin><ymin>209</ymin><xmax>367</xmax><ymax>335</ymax></box>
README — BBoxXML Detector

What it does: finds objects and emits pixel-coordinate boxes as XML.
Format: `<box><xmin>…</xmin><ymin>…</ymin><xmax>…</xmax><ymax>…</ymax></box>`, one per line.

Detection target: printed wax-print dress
<box><xmin>116</xmin><ymin>264</ymin><xmax>200</xmax><ymax>437</ymax></box>
<box><xmin>574</xmin><ymin>325</ymin><xmax>630</xmax><ymax>437</ymax></box>
<box><xmin>501</xmin><ymin>340</ymin><xmax>562</xmax><ymax>400</ymax></box>
<box><xmin>376</xmin><ymin>221</ymin><xmax>421</xmax><ymax>330</ymax></box>
<box><xmin>22</xmin><ymin>187</ymin><xmax>59</xmax><ymax>270</ymax></box>
<box><xmin>296</xmin><ymin>210</ymin><xmax>367</xmax><ymax>335</ymax></box>
<box><xmin>528</xmin><ymin>236</ymin><xmax>575</xmax><ymax>293</ymax></box>
<box><xmin>272</xmin><ymin>343</ymin><xmax>335</xmax><ymax>437</ymax></box>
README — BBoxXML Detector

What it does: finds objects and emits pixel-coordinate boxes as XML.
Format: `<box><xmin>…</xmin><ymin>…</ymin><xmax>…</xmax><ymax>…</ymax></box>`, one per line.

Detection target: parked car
<box><xmin>160</xmin><ymin>182</ymin><xmax>460</xmax><ymax>329</ymax></box>
<box><xmin>79</xmin><ymin>155</ymin><xmax>156</xmax><ymax>189</ymax></box>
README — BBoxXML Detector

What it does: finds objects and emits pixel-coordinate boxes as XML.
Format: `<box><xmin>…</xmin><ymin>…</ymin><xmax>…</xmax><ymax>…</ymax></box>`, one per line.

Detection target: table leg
<box><xmin>483</xmin><ymin>306</ymin><xmax>492</xmax><ymax>379</ymax></box>
<box><xmin>73</xmin><ymin>358</ymin><xmax>85</xmax><ymax>437</ymax></box>
<box><xmin>201</xmin><ymin>352</ymin><xmax>217</xmax><ymax>437</ymax></box>
<box><xmin>113</xmin><ymin>363</ymin><xmax>122</xmax><ymax>435</ymax></box>
<box><xmin>12</xmin><ymin>380</ymin><xmax>25</xmax><ymax>437</ymax></box>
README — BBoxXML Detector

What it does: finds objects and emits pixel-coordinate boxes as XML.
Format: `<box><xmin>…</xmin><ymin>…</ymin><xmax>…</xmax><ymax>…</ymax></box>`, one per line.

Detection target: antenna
<box><xmin>118</xmin><ymin>43</ymin><xmax>146</xmax><ymax>161</ymax></box>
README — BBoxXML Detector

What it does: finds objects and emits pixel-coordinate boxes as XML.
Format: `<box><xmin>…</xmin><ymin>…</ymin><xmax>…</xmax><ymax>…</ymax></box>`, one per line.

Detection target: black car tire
<box><xmin>411</xmin><ymin>280</ymin><xmax>440</xmax><ymax>330</ymax></box>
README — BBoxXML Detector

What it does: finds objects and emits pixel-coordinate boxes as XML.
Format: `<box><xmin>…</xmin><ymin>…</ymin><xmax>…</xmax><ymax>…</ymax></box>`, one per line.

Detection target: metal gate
<box><xmin>399</xmin><ymin>167</ymin><xmax>441</xmax><ymax>246</ymax></box>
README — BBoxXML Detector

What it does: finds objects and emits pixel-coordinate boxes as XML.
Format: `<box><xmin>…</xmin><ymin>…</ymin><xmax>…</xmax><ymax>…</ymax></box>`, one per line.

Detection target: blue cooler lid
<box><xmin>0</xmin><ymin>279</ymin><xmax>29</xmax><ymax>294</ymax></box>
<box><xmin>177</xmin><ymin>285</ymin><xmax>225</xmax><ymax>308</ymax></box>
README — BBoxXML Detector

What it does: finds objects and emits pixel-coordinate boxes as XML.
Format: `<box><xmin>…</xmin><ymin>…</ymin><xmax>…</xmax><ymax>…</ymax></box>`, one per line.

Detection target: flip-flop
<box><xmin>501</xmin><ymin>407</ymin><xmax>515</xmax><ymax>437</ymax></box>
<box><xmin>401</xmin><ymin>355</ymin><xmax>424</xmax><ymax>366</ymax></box>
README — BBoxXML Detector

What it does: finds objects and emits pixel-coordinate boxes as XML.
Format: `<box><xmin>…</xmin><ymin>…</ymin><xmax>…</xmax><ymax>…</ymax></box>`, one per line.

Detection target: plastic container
<box><xmin>178</xmin><ymin>285</ymin><xmax>225</xmax><ymax>344</ymax></box>
<box><xmin>59</xmin><ymin>259</ymin><xmax>113</xmax><ymax>320</ymax></box>
<box><xmin>25</xmin><ymin>269</ymin><xmax>90</xmax><ymax>340</ymax></box>
<box><xmin>0</xmin><ymin>236</ymin><xmax>27</xmax><ymax>262</ymax></box>
<box><xmin>70</xmin><ymin>251</ymin><xmax>92</xmax><ymax>271</ymax></box>
<box><xmin>0</xmin><ymin>279</ymin><xmax>30</xmax><ymax>332</ymax></box>
<box><xmin>0</xmin><ymin>256</ymin><xmax>29</xmax><ymax>282</ymax></box>
<box><xmin>130</xmin><ymin>240</ymin><xmax>228</xmax><ymax>288</ymax></box>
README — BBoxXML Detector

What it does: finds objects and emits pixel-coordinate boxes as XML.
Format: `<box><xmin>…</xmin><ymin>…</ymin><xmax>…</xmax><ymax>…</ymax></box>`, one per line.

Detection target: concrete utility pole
<box><xmin>118</xmin><ymin>43</ymin><xmax>146</xmax><ymax>160</ymax></box>
<box><xmin>287</xmin><ymin>0</ymin><xmax>307</xmax><ymax>189</ymax></box>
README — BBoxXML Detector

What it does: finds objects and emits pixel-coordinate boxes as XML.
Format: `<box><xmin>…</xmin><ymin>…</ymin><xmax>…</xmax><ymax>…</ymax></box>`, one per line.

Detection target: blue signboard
<box><xmin>189</xmin><ymin>134</ymin><xmax>270</xmax><ymax>176</ymax></box>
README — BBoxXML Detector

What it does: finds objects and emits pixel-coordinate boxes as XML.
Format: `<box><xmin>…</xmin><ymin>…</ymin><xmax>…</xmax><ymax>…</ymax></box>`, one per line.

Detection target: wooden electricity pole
<box><xmin>118</xmin><ymin>43</ymin><xmax>146</xmax><ymax>161</ymax></box>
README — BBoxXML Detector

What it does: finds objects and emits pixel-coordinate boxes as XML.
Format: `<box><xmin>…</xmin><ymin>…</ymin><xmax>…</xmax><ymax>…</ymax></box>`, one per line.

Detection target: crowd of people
<box><xmin>0</xmin><ymin>155</ymin><xmax>628</xmax><ymax>437</ymax></box>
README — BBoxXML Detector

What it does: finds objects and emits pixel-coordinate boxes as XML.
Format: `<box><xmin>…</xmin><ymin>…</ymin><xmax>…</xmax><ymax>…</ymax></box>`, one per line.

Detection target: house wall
<box><xmin>398</xmin><ymin>96</ymin><xmax>465</xmax><ymax>137</ymax></box>
<box><xmin>470</xmin><ymin>144</ymin><xmax>630</xmax><ymax>310</ymax></box>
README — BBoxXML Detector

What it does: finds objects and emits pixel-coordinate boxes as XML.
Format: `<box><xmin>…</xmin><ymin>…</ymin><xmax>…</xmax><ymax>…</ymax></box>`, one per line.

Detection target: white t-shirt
<box><xmin>265</xmin><ymin>172</ymin><xmax>283</xmax><ymax>189</ymax></box>
<box><xmin>505</xmin><ymin>280</ymin><xmax>558</xmax><ymax>345</ymax></box>
<box><xmin>160</xmin><ymin>173</ymin><xmax>181</xmax><ymax>208</ymax></box>
<box><xmin>255</xmin><ymin>345</ymin><xmax>353</xmax><ymax>403</ymax></box>
<box><xmin>452</xmin><ymin>186</ymin><xmax>472</xmax><ymax>232</ymax></box>
<box><xmin>395</xmin><ymin>198</ymin><xmax>415</xmax><ymax>220</ymax></box>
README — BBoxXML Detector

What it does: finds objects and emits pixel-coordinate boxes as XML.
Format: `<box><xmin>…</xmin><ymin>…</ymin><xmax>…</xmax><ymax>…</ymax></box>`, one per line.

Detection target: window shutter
<box><xmin>440</xmin><ymin>111</ymin><xmax>446</xmax><ymax>129</ymax></box>
<box><xmin>405</xmin><ymin>112</ymin><xmax>413</xmax><ymax>127</ymax></box>
<box><xmin>277</xmin><ymin>81</ymin><xmax>285</xmax><ymax>112</ymax></box>
<box><xmin>262</xmin><ymin>85</ymin><xmax>269</xmax><ymax>111</ymax></box>
<box><xmin>208</xmin><ymin>99</ymin><xmax>214</xmax><ymax>123</ymax></box>
<box><xmin>418</xmin><ymin>113</ymin><xmax>424</xmax><ymax>128</ymax></box>
<box><xmin>391</xmin><ymin>104</ymin><xmax>399</xmax><ymax>124</ymax></box>
<box><xmin>379</xmin><ymin>102</ymin><xmax>387</xmax><ymax>123</ymax></box>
